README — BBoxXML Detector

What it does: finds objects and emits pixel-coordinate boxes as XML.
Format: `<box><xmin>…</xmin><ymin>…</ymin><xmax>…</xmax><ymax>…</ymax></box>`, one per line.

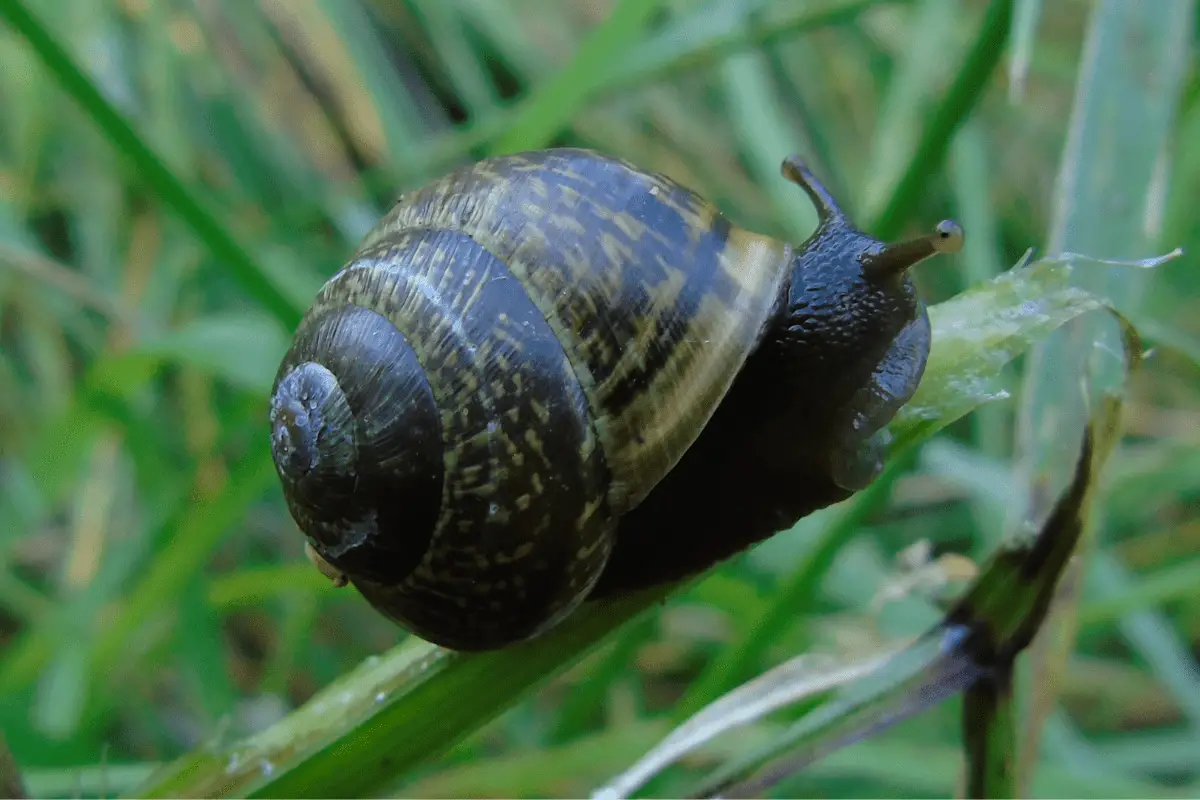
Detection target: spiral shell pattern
<box><xmin>271</xmin><ymin>148</ymin><xmax>791</xmax><ymax>649</ymax></box>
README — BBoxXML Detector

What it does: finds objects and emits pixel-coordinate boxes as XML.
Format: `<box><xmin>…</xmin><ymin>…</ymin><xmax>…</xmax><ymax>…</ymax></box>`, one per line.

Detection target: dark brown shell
<box><xmin>358</xmin><ymin>148</ymin><xmax>792</xmax><ymax>514</ymax></box>
<box><xmin>270</xmin><ymin>148</ymin><xmax>791</xmax><ymax>650</ymax></box>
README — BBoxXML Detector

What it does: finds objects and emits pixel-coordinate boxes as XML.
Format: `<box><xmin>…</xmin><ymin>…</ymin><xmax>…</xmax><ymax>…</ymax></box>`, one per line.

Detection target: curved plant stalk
<box><xmin>959</xmin><ymin>388</ymin><xmax>1129</xmax><ymax>799</ymax></box>
<box><xmin>130</xmin><ymin>586</ymin><xmax>671</xmax><ymax>799</ymax></box>
<box><xmin>591</xmin><ymin>639</ymin><xmax>924</xmax><ymax>800</ymax></box>
<box><xmin>126</xmin><ymin>250</ymin><xmax>1164</xmax><ymax>800</ymax></box>
<box><xmin>699</xmin><ymin>395</ymin><xmax>1129</xmax><ymax>799</ymax></box>
<box><xmin>593</xmin><ymin>383</ymin><xmax>1134</xmax><ymax>800</ymax></box>
<box><xmin>597</xmin><ymin>625</ymin><xmax>982</xmax><ymax>800</ymax></box>
<box><xmin>962</xmin><ymin>664</ymin><xmax>1017</xmax><ymax>799</ymax></box>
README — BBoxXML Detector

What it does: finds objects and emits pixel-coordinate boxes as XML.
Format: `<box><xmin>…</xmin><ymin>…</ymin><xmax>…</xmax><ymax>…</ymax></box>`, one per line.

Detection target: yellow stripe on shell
<box><xmin>359</xmin><ymin>149</ymin><xmax>791</xmax><ymax>515</ymax></box>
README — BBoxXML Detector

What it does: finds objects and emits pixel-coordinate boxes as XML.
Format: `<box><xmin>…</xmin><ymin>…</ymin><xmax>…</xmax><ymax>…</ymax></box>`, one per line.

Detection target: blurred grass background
<box><xmin>0</xmin><ymin>0</ymin><xmax>1198</xmax><ymax>797</ymax></box>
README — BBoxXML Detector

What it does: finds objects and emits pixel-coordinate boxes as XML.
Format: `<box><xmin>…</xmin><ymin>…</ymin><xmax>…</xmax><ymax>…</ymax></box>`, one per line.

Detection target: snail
<box><xmin>268</xmin><ymin>147</ymin><xmax>963</xmax><ymax>651</ymax></box>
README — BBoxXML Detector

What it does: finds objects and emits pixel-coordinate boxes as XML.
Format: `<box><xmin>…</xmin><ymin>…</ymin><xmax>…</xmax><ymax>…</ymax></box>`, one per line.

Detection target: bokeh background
<box><xmin>1</xmin><ymin>0</ymin><xmax>1198</xmax><ymax>797</ymax></box>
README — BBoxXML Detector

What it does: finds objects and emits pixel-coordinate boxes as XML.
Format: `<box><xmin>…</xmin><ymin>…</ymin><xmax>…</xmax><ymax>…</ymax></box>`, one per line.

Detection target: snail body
<box><xmin>269</xmin><ymin>148</ymin><xmax>962</xmax><ymax>651</ymax></box>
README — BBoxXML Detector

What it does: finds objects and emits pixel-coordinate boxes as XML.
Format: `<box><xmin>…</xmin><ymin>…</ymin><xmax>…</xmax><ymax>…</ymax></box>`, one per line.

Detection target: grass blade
<box><xmin>679</xmin><ymin>393</ymin><xmax>1125</xmax><ymax>799</ymax></box>
<box><xmin>693</xmin><ymin>629</ymin><xmax>981</xmax><ymax>799</ymax></box>
<box><xmin>962</xmin><ymin>666</ymin><xmax>1017</xmax><ymax>798</ymax></box>
<box><xmin>490</xmin><ymin>0</ymin><xmax>664</xmax><ymax>154</ymax></box>
<box><xmin>869</xmin><ymin>0</ymin><xmax>1015</xmax><ymax>239</ymax></box>
<box><xmin>1006</xmin><ymin>0</ymin><xmax>1044</xmax><ymax>102</ymax></box>
<box><xmin>3</xmin><ymin>2</ymin><xmax>1196</xmax><ymax>797</ymax></box>
<box><xmin>1007</xmin><ymin>1</ymin><xmax>1196</xmax><ymax>789</ymax></box>
<box><xmin>607</xmin><ymin>0</ymin><xmax>909</xmax><ymax>97</ymax></box>
<box><xmin>126</xmin><ymin>250</ymin><xmax>1135</xmax><ymax>799</ymax></box>
<box><xmin>0</xmin><ymin>0</ymin><xmax>302</xmax><ymax>327</ymax></box>
<box><xmin>956</xmin><ymin>391</ymin><xmax>1125</xmax><ymax>796</ymax></box>
<box><xmin>594</xmin><ymin>638</ymin><xmax>921</xmax><ymax>799</ymax></box>
<box><xmin>130</xmin><ymin>587</ymin><xmax>671</xmax><ymax>799</ymax></box>
<box><xmin>0</xmin><ymin>731</ymin><xmax>27</xmax><ymax>800</ymax></box>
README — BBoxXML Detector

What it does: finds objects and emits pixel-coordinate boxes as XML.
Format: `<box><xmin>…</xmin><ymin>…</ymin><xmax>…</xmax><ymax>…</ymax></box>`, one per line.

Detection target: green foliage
<box><xmin>0</xmin><ymin>0</ymin><xmax>1196</xmax><ymax>797</ymax></box>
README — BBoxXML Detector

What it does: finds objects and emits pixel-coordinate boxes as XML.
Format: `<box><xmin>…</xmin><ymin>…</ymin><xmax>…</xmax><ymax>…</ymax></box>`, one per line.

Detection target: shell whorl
<box><xmin>269</xmin><ymin>304</ymin><xmax>444</xmax><ymax>583</ymax></box>
<box><xmin>359</xmin><ymin>147</ymin><xmax>791</xmax><ymax>515</ymax></box>
<box><xmin>275</xmin><ymin>223</ymin><xmax>618</xmax><ymax>650</ymax></box>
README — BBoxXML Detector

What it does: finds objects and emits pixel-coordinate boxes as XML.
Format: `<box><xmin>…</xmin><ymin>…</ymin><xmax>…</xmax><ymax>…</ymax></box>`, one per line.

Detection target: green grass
<box><xmin>1</xmin><ymin>0</ymin><xmax>1198</xmax><ymax>797</ymax></box>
